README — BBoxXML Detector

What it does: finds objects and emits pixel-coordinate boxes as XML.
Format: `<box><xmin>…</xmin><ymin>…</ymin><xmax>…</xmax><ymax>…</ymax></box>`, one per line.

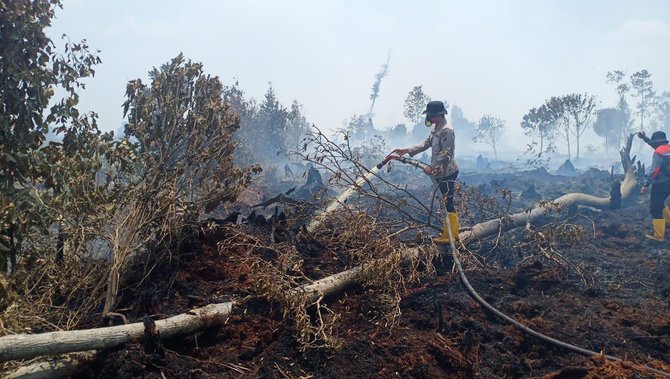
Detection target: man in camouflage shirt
<box><xmin>392</xmin><ymin>100</ymin><xmax>460</xmax><ymax>244</ymax></box>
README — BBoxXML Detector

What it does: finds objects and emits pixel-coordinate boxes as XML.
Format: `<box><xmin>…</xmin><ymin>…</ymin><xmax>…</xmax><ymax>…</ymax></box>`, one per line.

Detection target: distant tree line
<box><xmin>224</xmin><ymin>83</ymin><xmax>313</xmax><ymax>166</ymax></box>
<box><xmin>521</xmin><ymin>69</ymin><xmax>670</xmax><ymax>161</ymax></box>
<box><xmin>390</xmin><ymin>71</ymin><xmax>669</xmax><ymax>163</ymax></box>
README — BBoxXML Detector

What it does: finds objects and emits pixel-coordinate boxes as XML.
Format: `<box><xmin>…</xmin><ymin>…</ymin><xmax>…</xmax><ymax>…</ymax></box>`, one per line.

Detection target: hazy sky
<box><xmin>48</xmin><ymin>0</ymin><xmax>669</xmax><ymax>150</ymax></box>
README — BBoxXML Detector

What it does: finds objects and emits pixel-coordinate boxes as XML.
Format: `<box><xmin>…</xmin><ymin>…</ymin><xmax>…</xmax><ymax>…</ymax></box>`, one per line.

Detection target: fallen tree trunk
<box><xmin>3</xmin><ymin>350</ymin><xmax>97</xmax><ymax>379</ymax></box>
<box><xmin>462</xmin><ymin>171</ymin><xmax>636</xmax><ymax>243</ymax></box>
<box><xmin>297</xmin><ymin>137</ymin><xmax>639</xmax><ymax>299</ymax></box>
<box><xmin>0</xmin><ymin>136</ymin><xmax>640</xmax><ymax>370</ymax></box>
<box><xmin>295</xmin><ymin>173</ymin><xmax>634</xmax><ymax>303</ymax></box>
<box><xmin>0</xmin><ymin>302</ymin><xmax>232</xmax><ymax>363</ymax></box>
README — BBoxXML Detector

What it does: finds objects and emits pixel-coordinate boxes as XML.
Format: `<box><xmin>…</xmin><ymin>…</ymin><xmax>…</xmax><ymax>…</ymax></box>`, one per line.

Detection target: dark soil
<box><xmin>76</xmin><ymin>169</ymin><xmax>670</xmax><ymax>378</ymax></box>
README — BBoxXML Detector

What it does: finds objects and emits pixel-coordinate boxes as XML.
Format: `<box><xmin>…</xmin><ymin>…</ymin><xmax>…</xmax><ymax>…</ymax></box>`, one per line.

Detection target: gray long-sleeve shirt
<box><xmin>407</xmin><ymin>123</ymin><xmax>458</xmax><ymax>178</ymax></box>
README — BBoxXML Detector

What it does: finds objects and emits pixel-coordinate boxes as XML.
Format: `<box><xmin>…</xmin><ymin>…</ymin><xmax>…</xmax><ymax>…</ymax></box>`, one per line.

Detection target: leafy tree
<box><xmin>123</xmin><ymin>54</ymin><xmax>249</xmax><ymax>210</ymax></box>
<box><xmin>0</xmin><ymin>0</ymin><xmax>101</xmax><ymax>270</ymax></box>
<box><xmin>520</xmin><ymin>105</ymin><xmax>557</xmax><ymax>154</ymax></box>
<box><xmin>610</xmin><ymin>96</ymin><xmax>633</xmax><ymax>149</ymax></box>
<box><xmin>403</xmin><ymin>85</ymin><xmax>432</xmax><ymax>127</ymax></box>
<box><xmin>231</xmin><ymin>84</ymin><xmax>314</xmax><ymax>165</ymax></box>
<box><xmin>258</xmin><ymin>86</ymin><xmax>289</xmax><ymax>159</ymax></box>
<box><xmin>593</xmin><ymin>108</ymin><xmax>625</xmax><ymax>152</ymax></box>
<box><xmin>233</xmin><ymin>85</ymin><xmax>290</xmax><ymax>164</ymax></box>
<box><xmin>223</xmin><ymin>81</ymin><xmax>254</xmax><ymax>120</ymax></box>
<box><xmin>225</xmin><ymin>83</ymin><xmax>259</xmax><ymax>166</ymax></box>
<box><xmin>474</xmin><ymin>114</ymin><xmax>505</xmax><ymax>160</ymax></box>
<box><xmin>115</xmin><ymin>54</ymin><xmax>254</xmax><ymax>315</ymax></box>
<box><xmin>631</xmin><ymin>70</ymin><xmax>656</xmax><ymax>133</ymax></box>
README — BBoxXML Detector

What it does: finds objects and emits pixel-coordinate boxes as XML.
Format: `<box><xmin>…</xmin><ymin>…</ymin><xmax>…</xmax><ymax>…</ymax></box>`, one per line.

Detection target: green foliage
<box><xmin>257</xmin><ymin>86</ymin><xmax>289</xmax><ymax>155</ymax></box>
<box><xmin>1</xmin><ymin>48</ymin><xmax>255</xmax><ymax>326</ymax></box>
<box><xmin>474</xmin><ymin>114</ymin><xmax>505</xmax><ymax>160</ymax></box>
<box><xmin>123</xmin><ymin>53</ymin><xmax>252</xmax><ymax>214</ymax></box>
<box><xmin>0</xmin><ymin>0</ymin><xmax>101</xmax><ymax>270</ymax></box>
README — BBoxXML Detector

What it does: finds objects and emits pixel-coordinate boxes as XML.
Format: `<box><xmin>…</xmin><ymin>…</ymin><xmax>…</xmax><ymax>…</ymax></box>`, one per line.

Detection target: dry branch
<box><xmin>296</xmin><ymin>136</ymin><xmax>639</xmax><ymax>301</ymax></box>
<box><xmin>0</xmin><ymin>180</ymin><xmax>631</xmax><ymax>366</ymax></box>
<box><xmin>0</xmin><ymin>136</ymin><xmax>639</xmax><ymax>368</ymax></box>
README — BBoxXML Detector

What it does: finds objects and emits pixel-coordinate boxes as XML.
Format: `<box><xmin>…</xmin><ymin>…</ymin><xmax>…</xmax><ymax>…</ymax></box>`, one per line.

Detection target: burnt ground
<box><xmin>75</xmin><ymin>169</ymin><xmax>670</xmax><ymax>379</ymax></box>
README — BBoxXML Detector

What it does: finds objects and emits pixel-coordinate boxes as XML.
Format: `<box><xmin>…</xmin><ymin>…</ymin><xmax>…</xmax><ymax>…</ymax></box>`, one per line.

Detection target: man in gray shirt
<box><xmin>392</xmin><ymin>101</ymin><xmax>460</xmax><ymax>244</ymax></box>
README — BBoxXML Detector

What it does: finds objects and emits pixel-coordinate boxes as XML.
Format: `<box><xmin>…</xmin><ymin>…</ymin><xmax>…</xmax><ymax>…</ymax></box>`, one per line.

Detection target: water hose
<box><xmin>381</xmin><ymin>154</ymin><xmax>670</xmax><ymax>377</ymax></box>
<box><xmin>377</xmin><ymin>154</ymin><xmax>442</xmax><ymax>227</ymax></box>
<box><xmin>446</xmin><ymin>239</ymin><xmax>670</xmax><ymax>377</ymax></box>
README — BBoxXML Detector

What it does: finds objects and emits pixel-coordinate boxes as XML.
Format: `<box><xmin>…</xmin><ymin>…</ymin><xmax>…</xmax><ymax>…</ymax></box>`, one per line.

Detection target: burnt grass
<box><xmin>76</xmin><ymin>169</ymin><xmax>670</xmax><ymax>378</ymax></box>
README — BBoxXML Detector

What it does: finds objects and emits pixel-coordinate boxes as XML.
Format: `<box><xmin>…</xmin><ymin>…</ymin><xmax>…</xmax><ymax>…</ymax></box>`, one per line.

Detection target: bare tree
<box><xmin>474</xmin><ymin>114</ymin><xmax>505</xmax><ymax>160</ymax></box>
<box><xmin>561</xmin><ymin>93</ymin><xmax>598</xmax><ymax>160</ymax></box>
<box><xmin>544</xmin><ymin>94</ymin><xmax>597</xmax><ymax>161</ymax></box>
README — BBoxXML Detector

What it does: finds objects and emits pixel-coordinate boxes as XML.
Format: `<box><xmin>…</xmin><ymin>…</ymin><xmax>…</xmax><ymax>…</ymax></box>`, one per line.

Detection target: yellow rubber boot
<box><xmin>433</xmin><ymin>212</ymin><xmax>460</xmax><ymax>244</ymax></box>
<box><xmin>663</xmin><ymin>206</ymin><xmax>670</xmax><ymax>224</ymax></box>
<box><xmin>645</xmin><ymin>219</ymin><xmax>666</xmax><ymax>241</ymax></box>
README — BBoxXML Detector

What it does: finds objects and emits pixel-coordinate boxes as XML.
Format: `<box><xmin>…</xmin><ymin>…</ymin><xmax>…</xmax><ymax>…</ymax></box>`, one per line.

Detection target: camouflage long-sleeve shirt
<box><xmin>407</xmin><ymin>123</ymin><xmax>458</xmax><ymax>178</ymax></box>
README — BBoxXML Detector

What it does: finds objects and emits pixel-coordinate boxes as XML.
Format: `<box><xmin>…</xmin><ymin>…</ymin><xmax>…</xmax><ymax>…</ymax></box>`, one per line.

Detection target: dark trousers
<box><xmin>649</xmin><ymin>180</ymin><xmax>670</xmax><ymax>218</ymax></box>
<box><xmin>437</xmin><ymin>171</ymin><xmax>459</xmax><ymax>213</ymax></box>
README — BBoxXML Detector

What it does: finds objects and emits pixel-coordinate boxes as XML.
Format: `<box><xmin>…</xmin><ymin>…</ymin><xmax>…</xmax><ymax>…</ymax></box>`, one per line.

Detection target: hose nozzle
<box><xmin>376</xmin><ymin>154</ymin><xmax>401</xmax><ymax>169</ymax></box>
